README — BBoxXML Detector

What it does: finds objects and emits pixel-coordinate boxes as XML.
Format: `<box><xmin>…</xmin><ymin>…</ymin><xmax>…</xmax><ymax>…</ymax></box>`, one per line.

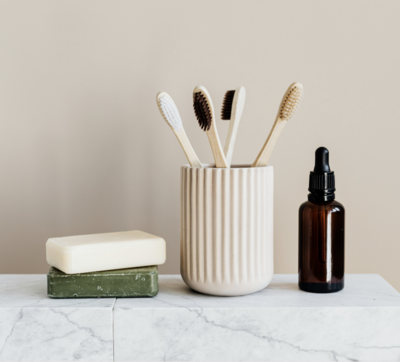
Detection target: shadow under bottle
<box><xmin>299</xmin><ymin>147</ymin><xmax>345</xmax><ymax>293</ymax></box>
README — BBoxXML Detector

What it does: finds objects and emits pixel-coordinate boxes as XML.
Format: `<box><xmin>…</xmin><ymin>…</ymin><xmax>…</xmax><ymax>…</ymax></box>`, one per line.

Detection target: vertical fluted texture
<box><xmin>180</xmin><ymin>165</ymin><xmax>274</xmax><ymax>296</ymax></box>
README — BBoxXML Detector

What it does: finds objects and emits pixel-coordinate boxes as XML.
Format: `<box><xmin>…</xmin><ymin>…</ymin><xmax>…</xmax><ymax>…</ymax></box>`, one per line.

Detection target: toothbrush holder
<box><xmin>180</xmin><ymin>164</ymin><xmax>274</xmax><ymax>296</ymax></box>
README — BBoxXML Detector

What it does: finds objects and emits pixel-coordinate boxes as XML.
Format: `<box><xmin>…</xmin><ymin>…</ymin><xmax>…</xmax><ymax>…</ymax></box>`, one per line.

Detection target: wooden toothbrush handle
<box><xmin>224</xmin><ymin>87</ymin><xmax>245</xmax><ymax>167</ymax></box>
<box><xmin>224</xmin><ymin>114</ymin><xmax>239</xmax><ymax>167</ymax></box>
<box><xmin>174</xmin><ymin>128</ymin><xmax>203</xmax><ymax>167</ymax></box>
<box><xmin>207</xmin><ymin>123</ymin><xmax>228</xmax><ymax>168</ymax></box>
<box><xmin>252</xmin><ymin>118</ymin><xmax>287</xmax><ymax>167</ymax></box>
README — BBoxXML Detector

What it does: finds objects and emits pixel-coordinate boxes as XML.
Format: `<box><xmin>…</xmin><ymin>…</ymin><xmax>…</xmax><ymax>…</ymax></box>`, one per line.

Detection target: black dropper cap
<box><xmin>308</xmin><ymin>147</ymin><xmax>335</xmax><ymax>203</ymax></box>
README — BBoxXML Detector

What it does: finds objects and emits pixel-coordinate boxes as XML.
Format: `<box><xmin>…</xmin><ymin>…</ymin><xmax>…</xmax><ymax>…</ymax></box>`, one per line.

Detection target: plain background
<box><xmin>1</xmin><ymin>1</ymin><xmax>399</xmax><ymax>291</ymax></box>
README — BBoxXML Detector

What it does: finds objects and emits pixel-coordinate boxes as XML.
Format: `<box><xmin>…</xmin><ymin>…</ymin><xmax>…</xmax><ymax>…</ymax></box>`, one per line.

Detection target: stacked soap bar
<box><xmin>48</xmin><ymin>266</ymin><xmax>158</xmax><ymax>298</ymax></box>
<box><xmin>46</xmin><ymin>230</ymin><xmax>166</xmax><ymax>274</ymax></box>
<box><xmin>46</xmin><ymin>230</ymin><xmax>166</xmax><ymax>298</ymax></box>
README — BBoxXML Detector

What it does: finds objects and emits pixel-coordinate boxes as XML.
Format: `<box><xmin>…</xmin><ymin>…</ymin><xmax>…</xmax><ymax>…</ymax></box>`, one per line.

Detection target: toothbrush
<box><xmin>156</xmin><ymin>92</ymin><xmax>203</xmax><ymax>168</ymax></box>
<box><xmin>193</xmin><ymin>86</ymin><xmax>228</xmax><ymax>168</ymax></box>
<box><xmin>252</xmin><ymin>83</ymin><xmax>304</xmax><ymax>167</ymax></box>
<box><xmin>221</xmin><ymin>86</ymin><xmax>246</xmax><ymax>167</ymax></box>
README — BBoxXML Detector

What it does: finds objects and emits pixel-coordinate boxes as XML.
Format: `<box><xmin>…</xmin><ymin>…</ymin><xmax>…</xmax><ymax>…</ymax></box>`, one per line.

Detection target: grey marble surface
<box><xmin>0</xmin><ymin>275</ymin><xmax>114</xmax><ymax>362</ymax></box>
<box><xmin>116</xmin><ymin>274</ymin><xmax>400</xmax><ymax>309</ymax></box>
<box><xmin>1</xmin><ymin>274</ymin><xmax>399</xmax><ymax>362</ymax></box>
<box><xmin>114</xmin><ymin>274</ymin><xmax>400</xmax><ymax>362</ymax></box>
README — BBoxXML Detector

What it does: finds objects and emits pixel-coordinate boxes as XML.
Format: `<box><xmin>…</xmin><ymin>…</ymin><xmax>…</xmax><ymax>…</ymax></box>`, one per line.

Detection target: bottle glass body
<box><xmin>298</xmin><ymin>199</ymin><xmax>345</xmax><ymax>293</ymax></box>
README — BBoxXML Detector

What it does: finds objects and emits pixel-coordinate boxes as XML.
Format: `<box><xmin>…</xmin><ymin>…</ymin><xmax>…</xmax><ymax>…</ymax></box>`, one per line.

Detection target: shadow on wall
<box><xmin>0</xmin><ymin>88</ymin><xmax>175</xmax><ymax>274</ymax></box>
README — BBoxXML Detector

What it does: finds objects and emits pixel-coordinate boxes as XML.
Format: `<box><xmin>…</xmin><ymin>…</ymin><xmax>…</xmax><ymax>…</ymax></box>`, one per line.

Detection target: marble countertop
<box><xmin>0</xmin><ymin>274</ymin><xmax>399</xmax><ymax>362</ymax></box>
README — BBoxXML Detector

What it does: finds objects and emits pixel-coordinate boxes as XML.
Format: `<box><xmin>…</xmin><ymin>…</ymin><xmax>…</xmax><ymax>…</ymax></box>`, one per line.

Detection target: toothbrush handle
<box><xmin>174</xmin><ymin>129</ymin><xmax>203</xmax><ymax>168</ymax></box>
<box><xmin>207</xmin><ymin>123</ymin><xmax>228</xmax><ymax>168</ymax></box>
<box><xmin>223</xmin><ymin>87</ymin><xmax>245</xmax><ymax>167</ymax></box>
<box><xmin>224</xmin><ymin>114</ymin><xmax>239</xmax><ymax>167</ymax></box>
<box><xmin>252</xmin><ymin>118</ymin><xmax>287</xmax><ymax>167</ymax></box>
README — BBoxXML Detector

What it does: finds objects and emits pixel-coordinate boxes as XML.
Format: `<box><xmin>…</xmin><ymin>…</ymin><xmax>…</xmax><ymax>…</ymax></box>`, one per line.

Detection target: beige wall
<box><xmin>1</xmin><ymin>1</ymin><xmax>400</xmax><ymax>291</ymax></box>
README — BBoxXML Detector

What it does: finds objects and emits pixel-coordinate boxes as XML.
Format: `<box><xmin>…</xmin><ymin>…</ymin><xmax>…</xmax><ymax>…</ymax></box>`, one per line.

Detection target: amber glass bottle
<box><xmin>299</xmin><ymin>147</ymin><xmax>345</xmax><ymax>293</ymax></box>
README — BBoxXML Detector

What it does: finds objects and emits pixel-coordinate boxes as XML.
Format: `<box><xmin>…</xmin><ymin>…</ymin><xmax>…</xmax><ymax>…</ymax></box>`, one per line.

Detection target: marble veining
<box><xmin>0</xmin><ymin>275</ymin><xmax>114</xmax><ymax>362</ymax></box>
<box><xmin>1</xmin><ymin>274</ymin><xmax>400</xmax><ymax>362</ymax></box>
<box><xmin>114</xmin><ymin>274</ymin><xmax>400</xmax><ymax>362</ymax></box>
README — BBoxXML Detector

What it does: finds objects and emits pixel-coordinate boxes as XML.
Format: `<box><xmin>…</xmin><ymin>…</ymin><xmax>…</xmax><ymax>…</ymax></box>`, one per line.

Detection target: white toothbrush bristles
<box><xmin>157</xmin><ymin>93</ymin><xmax>183</xmax><ymax>131</ymax></box>
<box><xmin>156</xmin><ymin>91</ymin><xmax>203</xmax><ymax>168</ymax></box>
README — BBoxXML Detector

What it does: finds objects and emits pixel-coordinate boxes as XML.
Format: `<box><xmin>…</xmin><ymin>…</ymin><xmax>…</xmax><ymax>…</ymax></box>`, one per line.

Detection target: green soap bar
<box><xmin>47</xmin><ymin>265</ymin><xmax>158</xmax><ymax>298</ymax></box>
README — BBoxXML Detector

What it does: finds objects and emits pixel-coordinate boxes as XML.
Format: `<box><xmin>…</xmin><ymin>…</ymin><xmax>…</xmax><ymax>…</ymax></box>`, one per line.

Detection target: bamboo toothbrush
<box><xmin>252</xmin><ymin>83</ymin><xmax>304</xmax><ymax>167</ymax></box>
<box><xmin>193</xmin><ymin>86</ymin><xmax>228</xmax><ymax>168</ymax></box>
<box><xmin>221</xmin><ymin>86</ymin><xmax>246</xmax><ymax>167</ymax></box>
<box><xmin>156</xmin><ymin>92</ymin><xmax>203</xmax><ymax>167</ymax></box>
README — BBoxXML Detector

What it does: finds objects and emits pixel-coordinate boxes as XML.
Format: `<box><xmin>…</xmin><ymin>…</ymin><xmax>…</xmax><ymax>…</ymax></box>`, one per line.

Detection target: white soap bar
<box><xmin>46</xmin><ymin>230</ymin><xmax>166</xmax><ymax>274</ymax></box>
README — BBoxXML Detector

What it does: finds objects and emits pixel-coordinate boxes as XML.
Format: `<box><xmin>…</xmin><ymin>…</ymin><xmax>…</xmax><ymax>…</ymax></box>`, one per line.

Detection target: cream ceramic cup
<box><xmin>180</xmin><ymin>164</ymin><xmax>274</xmax><ymax>296</ymax></box>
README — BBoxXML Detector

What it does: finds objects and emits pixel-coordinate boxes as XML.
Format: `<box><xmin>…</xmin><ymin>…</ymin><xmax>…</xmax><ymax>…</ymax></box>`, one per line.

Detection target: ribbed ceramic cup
<box><xmin>180</xmin><ymin>164</ymin><xmax>274</xmax><ymax>296</ymax></box>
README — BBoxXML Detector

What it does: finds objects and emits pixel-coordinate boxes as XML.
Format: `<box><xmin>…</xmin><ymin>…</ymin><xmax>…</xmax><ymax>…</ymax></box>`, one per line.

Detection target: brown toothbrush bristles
<box><xmin>221</xmin><ymin>90</ymin><xmax>235</xmax><ymax>120</ymax></box>
<box><xmin>279</xmin><ymin>85</ymin><xmax>303</xmax><ymax>120</ymax></box>
<box><xmin>193</xmin><ymin>92</ymin><xmax>212</xmax><ymax>131</ymax></box>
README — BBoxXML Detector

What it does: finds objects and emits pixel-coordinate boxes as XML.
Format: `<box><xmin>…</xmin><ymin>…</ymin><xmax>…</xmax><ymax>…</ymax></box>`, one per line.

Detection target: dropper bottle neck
<box><xmin>308</xmin><ymin>147</ymin><xmax>336</xmax><ymax>203</ymax></box>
